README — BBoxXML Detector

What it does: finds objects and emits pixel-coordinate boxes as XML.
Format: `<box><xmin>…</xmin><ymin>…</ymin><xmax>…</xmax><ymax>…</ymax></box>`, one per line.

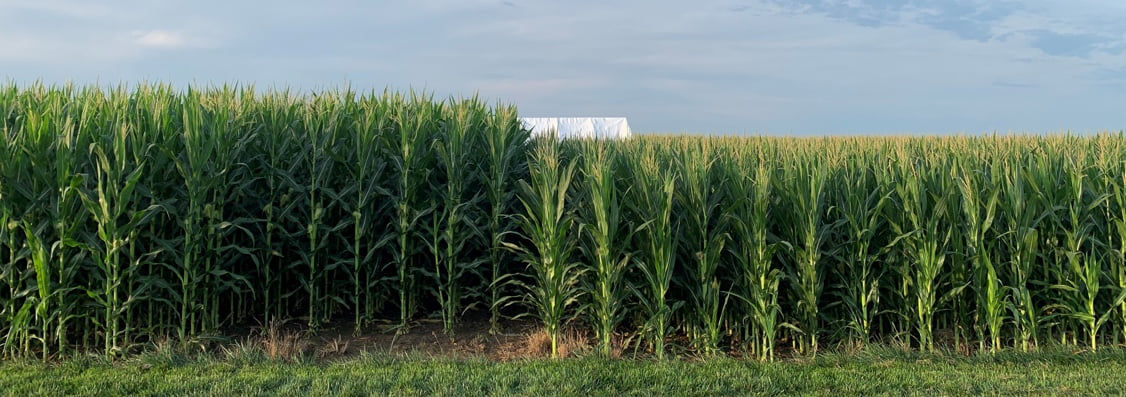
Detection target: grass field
<box><xmin>3</xmin><ymin>348</ymin><xmax>1125</xmax><ymax>396</ymax></box>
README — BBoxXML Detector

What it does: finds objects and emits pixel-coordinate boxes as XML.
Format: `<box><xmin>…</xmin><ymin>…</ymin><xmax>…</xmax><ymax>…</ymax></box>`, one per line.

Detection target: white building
<box><xmin>519</xmin><ymin>117</ymin><xmax>632</xmax><ymax>139</ymax></box>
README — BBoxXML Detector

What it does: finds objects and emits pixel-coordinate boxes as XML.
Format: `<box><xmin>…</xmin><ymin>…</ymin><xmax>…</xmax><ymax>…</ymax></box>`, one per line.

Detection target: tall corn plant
<box><xmin>0</xmin><ymin>88</ymin><xmax>30</xmax><ymax>358</ymax></box>
<box><xmin>998</xmin><ymin>157</ymin><xmax>1045</xmax><ymax>351</ymax></box>
<box><xmin>482</xmin><ymin>104</ymin><xmax>528</xmax><ymax>333</ymax></box>
<box><xmin>1104</xmin><ymin>139</ymin><xmax>1126</xmax><ymax>345</ymax></box>
<box><xmin>345</xmin><ymin>93</ymin><xmax>390</xmax><ymax>330</ymax></box>
<box><xmin>1048</xmin><ymin>153</ymin><xmax>1120</xmax><ymax>350</ymax></box>
<box><xmin>1</xmin><ymin>90</ymin><xmax>48</xmax><ymax>358</ymax></box>
<box><xmin>45</xmin><ymin>97</ymin><xmax>89</xmax><ymax>357</ymax></box>
<box><xmin>676</xmin><ymin>141</ymin><xmax>728</xmax><ymax>355</ymax></box>
<box><xmin>727</xmin><ymin>151</ymin><xmax>784</xmax><ymax>361</ymax></box>
<box><xmin>6</xmin><ymin>96</ymin><xmax>57</xmax><ymax>356</ymax></box>
<box><xmin>834</xmin><ymin>155</ymin><xmax>890</xmax><ymax>346</ymax></box>
<box><xmin>3</xmin><ymin>93</ymin><xmax>89</xmax><ymax>358</ymax></box>
<box><xmin>203</xmin><ymin>88</ymin><xmax>257</xmax><ymax>331</ymax></box>
<box><xmin>384</xmin><ymin>93</ymin><xmax>435</xmax><ymax>332</ymax></box>
<box><xmin>429</xmin><ymin>99</ymin><xmax>485</xmax><ymax>334</ymax></box>
<box><xmin>506</xmin><ymin>137</ymin><xmax>582</xmax><ymax>358</ymax></box>
<box><xmin>131</xmin><ymin>85</ymin><xmax>180</xmax><ymax>337</ymax></box>
<box><xmin>250</xmin><ymin>92</ymin><xmax>303</xmax><ymax>322</ymax></box>
<box><xmin>630</xmin><ymin>145</ymin><xmax>679</xmax><ymax>360</ymax></box>
<box><xmin>889</xmin><ymin>154</ymin><xmax>950</xmax><ymax>352</ymax></box>
<box><xmin>578</xmin><ymin>139</ymin><xmax>629</xmax><ymax>356</ymax></box>
<box><xmin>79</xmin><ymin>93</ymin><xmax>161</xmax><ymax>355</ymax></box>
<box><xmin>299</xmin><ymin>95</ymin><xmax>349</xmax><ymax>329</ymax></box>
<box><xmin>782</xmin><ymin>153</ymin><xmax>832</xmax><ymax>355</ymax></box>
<box><xmin>174</xmin><ymin>89</ymin><xmax>254</xmax><ymax>336</ymax></box>
<box><xmin>954</xmin><ymin>160</ymin><xmax>1003</xmax><ymax>352</ymax></box>
<box><xmin>13</xmin><ymin>97</ymin><xmax>53</xmax><ymax>359</ymax></box>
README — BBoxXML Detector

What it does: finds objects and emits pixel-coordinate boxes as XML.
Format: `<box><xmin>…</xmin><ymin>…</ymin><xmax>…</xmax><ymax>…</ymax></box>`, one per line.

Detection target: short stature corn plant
<box><xmin>1104</xmin><ymin>145</ymin><xmax>1126</xmax><ymax>345</ymax></box>
<box><xmin>889</xmin><ymin>153</ymin><xmax>951</xmax><ymax>352</ymax></box>
<box><xmin>578</xmin><ymin>140</ymin><xmax>630</xmax><ymax>357</ymax></box>
<box><xmin>782</xmin><ymin>152</ymin><xmax>832</xmax><ymax>356</ymax></box>
<box><xmin>834</xmin><ymin>153</ymin><xmax>889</xmax><ymax>346</ymax></box>
<box><xmin>727</xmin><ymin>150</ymin><xmax>783</xmax><ymax>361</ymax></box>
<box><xmin>676</xmin><ymin>140</ymin><xmax>728</xmax><ymax>355</ymax></box>
<box><xmin>998</xmin><ymin>157</ymin><xmax>1043</xmax><ymax>351</ymax></box>
<box><xmin>630</xmin><ymin>144</ymin><xmax>680</xmax><ymax>360</ymax></box>
<box><xmin>507</xmin><ymin>138</ymin><xmax>583</xmax><ymax>358</ymax></box>
<box><xmin>1049</xmin><ymin>154</ymin><xmax>1124</xmax><ymax>351</ymax></box>
<box><xmin>955</xmin><ymin>159</ymin><xmax>1003</xmax><ymax>352</ymax></box>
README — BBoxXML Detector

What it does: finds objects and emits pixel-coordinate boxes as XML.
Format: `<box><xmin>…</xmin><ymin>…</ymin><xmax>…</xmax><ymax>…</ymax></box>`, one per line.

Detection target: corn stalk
<box><xmin>506</xmin><ymin>138</ymin><xmax>583</xmax><ymax>358</ymax></box>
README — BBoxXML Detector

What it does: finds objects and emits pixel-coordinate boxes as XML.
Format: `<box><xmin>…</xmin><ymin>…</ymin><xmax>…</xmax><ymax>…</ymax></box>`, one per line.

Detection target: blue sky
<box><xmin>2</xmin><ymin>0</ymin><xmax>1125</xmax><ymax>134</ymax></box>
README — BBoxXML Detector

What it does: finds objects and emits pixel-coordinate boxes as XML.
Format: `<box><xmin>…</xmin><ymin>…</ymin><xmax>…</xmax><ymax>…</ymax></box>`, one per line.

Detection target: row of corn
<box><xmin>2</xmin><ymin>83</ymin><xmax>1125</xmax><ymax>360</ymax></box>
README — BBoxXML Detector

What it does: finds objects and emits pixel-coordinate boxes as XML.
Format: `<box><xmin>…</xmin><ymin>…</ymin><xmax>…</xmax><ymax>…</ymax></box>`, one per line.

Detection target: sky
<box><xmin>2</xmin><ymin>0</ymin><xmax>1125</xmax><ymax>134</ymax></box>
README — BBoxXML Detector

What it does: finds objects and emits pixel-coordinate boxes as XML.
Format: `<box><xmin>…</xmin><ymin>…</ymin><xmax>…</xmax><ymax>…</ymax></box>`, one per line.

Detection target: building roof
<box><xmin>519</xmin><ymin>117</ymin><xmax>631</xmax><ymax>139</ymax></box>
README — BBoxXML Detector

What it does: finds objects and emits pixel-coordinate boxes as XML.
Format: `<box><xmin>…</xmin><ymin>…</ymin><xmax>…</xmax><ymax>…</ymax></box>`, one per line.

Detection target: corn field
<box><xmin>3</xmin><ymin>84</ymin><xmax>1126</xmax><ymax>360</ymax></box>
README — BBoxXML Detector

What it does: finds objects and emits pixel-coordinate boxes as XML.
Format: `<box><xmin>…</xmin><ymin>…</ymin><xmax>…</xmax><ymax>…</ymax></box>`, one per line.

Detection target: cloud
<box><xmin>774</xmin><ymin>0</ymin><xmax>1126</xmax><ymax>58</ymax></box>
<box><xmin>132</xmin><ymin>30</ymin><xmax>217</xmax><ymax>50</ymax></box>
<box><xmin>134</xmin><ymin>30</ymin><xmax>186</xmax><ymax>48</ymax></box>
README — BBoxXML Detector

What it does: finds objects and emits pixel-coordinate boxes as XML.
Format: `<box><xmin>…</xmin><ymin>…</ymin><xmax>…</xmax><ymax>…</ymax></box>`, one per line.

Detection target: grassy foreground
<box><xmin>2</xmin><ymin>348</ymin><xmax>1125</xmax><ymax>396</ymax></box>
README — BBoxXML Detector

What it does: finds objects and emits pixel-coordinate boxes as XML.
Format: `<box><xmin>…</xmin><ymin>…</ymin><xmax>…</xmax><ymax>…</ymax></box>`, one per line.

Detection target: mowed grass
<box><xmin>2</xmin><ymin>348</ymin><xmax>1125</xmax><ymax>396</ymax></box>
